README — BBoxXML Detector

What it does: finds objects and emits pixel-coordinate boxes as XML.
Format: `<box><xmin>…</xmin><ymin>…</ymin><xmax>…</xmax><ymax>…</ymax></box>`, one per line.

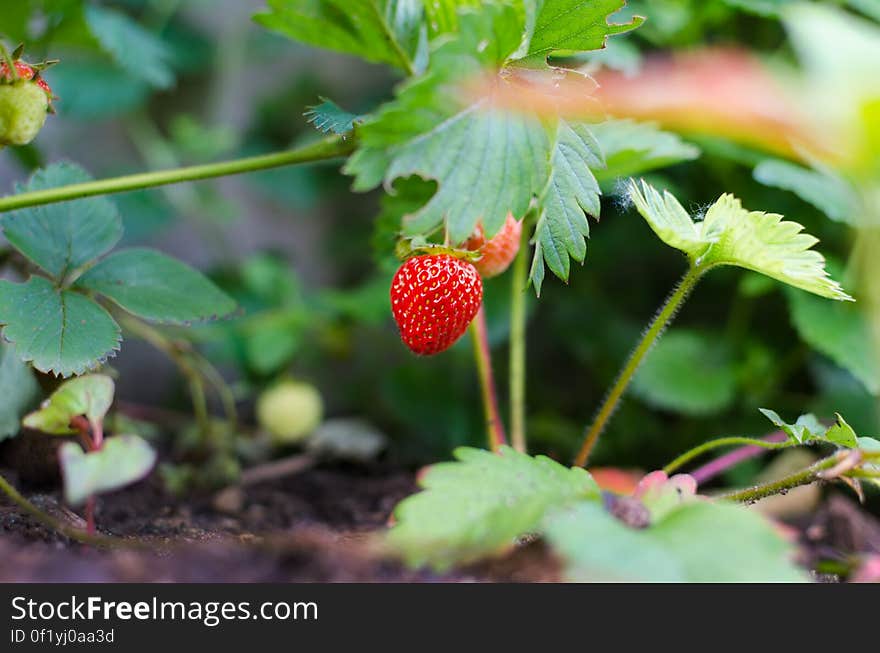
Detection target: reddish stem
<box><xmin>91</xmin><ymin>421</ymin><xmax>103</xmax><ymax>449</ymax></box>
<box><xmin>69</xmin><ymin>415</ymin><xmax>100</xmax><ymax>536</ymax></box>
<box><xmin>70</xmin><ymin>415</ymin><xmax>96</xmax><ymax>450</ymax></box>
<box><xmin>85</xmin><ymin>497</ymin><xmax>96</xmax><ymax>536</ymax></box>
<box><xmin>691</xmin><ymin>431</ymin><xmax>787</xmax><ymax>485</ymax></box>
<box><xmin>470</xmin><ymin>307</ymin><xmax>507</xmax><ymax>452</ymax></box>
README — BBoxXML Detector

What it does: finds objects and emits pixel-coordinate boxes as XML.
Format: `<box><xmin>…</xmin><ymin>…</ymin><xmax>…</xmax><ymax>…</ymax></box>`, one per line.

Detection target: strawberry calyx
<box><xmin>394</xmin><ymin>236</ymin><xmax>483</xmax><ymax>264</ymax></box>
<box><xmin>0</xmin><ymin>44</ymin><xmax>57</xmax><ymax>105</ymax></box>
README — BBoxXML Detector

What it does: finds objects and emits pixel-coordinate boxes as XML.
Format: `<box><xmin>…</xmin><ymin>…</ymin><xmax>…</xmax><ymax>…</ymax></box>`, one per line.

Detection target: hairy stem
<box><xmin>690</xmin><ymin>432</ymin><xmax>789</xmax><ymax>485</ymax></box>
<box><xmin>0</xmin><ymin>473</ymin><xmax>116</xmax><ymax>547</ymax></box>
<box><xmin>574</xmin><ymin>266</ymin><xmax>705</xmax><ymax>467</ymax></box>
<box><xmin>717</xmin><ymin>453</ymin><xmax>844</xmax><ymax>503</ymax></box>
<box><xmin>663</xmin><ymin>434</ymin><xmax>793</xmax><ymax>476</ymax></box>
<box><xmin>509</xmin><ymin>228</ymin><xmax>529</xmax><ymax>453</ymax></box>
<box><xmin>0</xmin><ymin>135</ymin><xmax>354</xmax><ymax>213</ymax></box>
<box><xmin>192</xmin><ymin>352</ymin><xmax>239</xmax><ymax>430</ymax></box>
<box><xmin>470</xmin><ymin>307</ymin><xmax>507</xmax><ymax>452</ymax></box>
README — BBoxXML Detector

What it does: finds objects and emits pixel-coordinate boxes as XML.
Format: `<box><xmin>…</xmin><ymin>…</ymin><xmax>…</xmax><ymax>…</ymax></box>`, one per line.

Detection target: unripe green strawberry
<box><xmin>390</xmin><ymin>253</ymin><xmax>483</xmax><ymax>355</ymax></box>
<box><xmin>0</xmin><ymin>57</ymin><xmax>53</xmax><ymax>146</ymax></box>
<box><xmin>256</xmin><ymin>379</ymin><xmax>324</xmax><ymax>444</ymax></box>
<box><xmin>0</xmin><ymin>83</ymin><xmax>48</xmax><ymax>146</ymax></box>
<box><xmin>464</xmin><ymin>213</ymin><xmax>522</xmax><ymax>278</ymax></box>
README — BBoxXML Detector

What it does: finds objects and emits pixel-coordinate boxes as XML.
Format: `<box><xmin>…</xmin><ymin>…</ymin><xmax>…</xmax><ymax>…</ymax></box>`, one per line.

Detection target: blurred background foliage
<box><xmin>1</xmin><ymin>0</ymin><xmax>878</xmax><ymax>486</ymax></box>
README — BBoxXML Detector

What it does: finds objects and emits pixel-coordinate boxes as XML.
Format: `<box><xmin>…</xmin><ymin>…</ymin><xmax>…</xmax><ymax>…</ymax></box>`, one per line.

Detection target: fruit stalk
<box><xmin>574</xmin><ymin>265</ymin><xmax>704</xmax><ymax>467</ymax></box>
<box><xmin>0</xmin><ymin>43</ymin><xmax>17</xmax><ymax>80</ymax></box>
<box><xmin>470</xmin><ymin>307</ymin><xmax>507</xmax><ymax>452</ymax></box>
<box><xmin>0</xmin><ymin>135</ymin><xmax>354</xmax><ymax>213</ymax></box>
<box><xmin>509</xmin><ymin>226</ymin><xmax>529</xmax><ymax>453</ymax></box>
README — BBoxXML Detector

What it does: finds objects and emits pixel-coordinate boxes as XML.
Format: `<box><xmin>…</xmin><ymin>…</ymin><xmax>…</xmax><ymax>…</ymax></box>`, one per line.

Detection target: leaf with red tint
<box><xmin>592</xmin><ymin>50</ymin><xmax>821</xmax><ymax>160</ymax></box>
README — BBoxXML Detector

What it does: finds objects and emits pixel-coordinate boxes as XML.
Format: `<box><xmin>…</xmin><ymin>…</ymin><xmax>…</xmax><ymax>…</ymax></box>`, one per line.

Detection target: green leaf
<box><xmin>546</xmin><ymin>500</ymin><xmax>805</xmax><ymax>581</ymax></box>
<box><xmin>85</xmin><ymin>6</ymin><xmax>174</xmax><ymax>89</ymax></box>
<box><xmin>253</xmin><ymin>0</ymin><xmax>424</xmax><ymax>70</ymax></box>
<box><xmin>628</xmin><ymin>179</ymin><xmax>853</xmax><ymax>301</ymax></box>
<box><xmin>527</xmin><ymin>0</ymin><xmax>645</xmax><ymax>60</ymax></box>
<box><xmin>787</xmin><ymin>286</ymin><xmax>879</xmax><ymax>395</ymax></box>
<box><xmin>530</xmin><ymin>120</ymin><xmax>602</xmax><ymax>293</ymax></box>
<box><xmin>758</xmin><ymin>408</ymin><xmax>829</xmax><ymax>445</ymax></box>
<box><xmin>23</xmin><ymin>374</ymin><xmax>115</xmax><ymax>436</ymax></box>
<box><xmin>2</xmin><ymin>163</ymin><xmax>122</xmax><ymax>280</ymax></box>
<box><xmin>631</xmin><ymin>329</ymin><xmax>737</xmax><ymax>416</ymax></box>
<box><xmin>847</xmin><ymin>0</ymin><xmax>880</xmax><ymax>22</ymax></box>
<box><xmin>59</xmin><ymin>434</ymin><xmax>157</xmax><ymax>506</ymax></box>
<box><xmin>389</xmin><ymin>445</ymin><xmax>598</xmax><ymax>570</ymax></box>
<box><xmin>858</xmin><ymin>436</ymin><xmax>880</xmax><ymax>488</ymax></box>
<box><xmin>350</xmin><ymin>5</ymin><xmax>605</xmax><ymax>287</ymax></box>
<box><xmin>422</xmin><ymin>0</ymin><xmax>482</xmax><ymax>36</ymax></box>
<box><xmin>388</xmin><ymin>106</ymin><xmax>550</xmax><ymax>243</ymax></box>
<box><xmin>76</xmin><ymin>248</ymin><xmax>236</xmax><ymax>325</ymax></box>
<box><xmin>350</xmin><ymin>3</ymin><xmax>539</xmax><ymax>243</ymax></box>
<box><xmin>0</xmin><ymin>277</ymin><xmax>121</xmax><ymax>378</ymax></box>
<box><xmin>591</xmin><ymin>120</ymin><xmax>700</xmax><ymax>184</ymax></box>
<box><xmin>753</xmin><ymin>159</ymin><xmax>860</xmax><ymax>224</ymax></box>
<box><xmin>304</xmin><ymin>97</ymin><xmax>364</xmax><ymax>135</ymax></box>
<box><xmin>826</xmin><ymin>413</ymin><xmax>859</xmax><ymax>448</ymax></box>
<box><xmin>346</xmin><ymin>2</ymin><xmax>643</xmax><ymax>291</ymax></box>
<box><xmin>0</xmin><ymin>343</ymin><xmax>40</xmax><ymax>441</ymax></box>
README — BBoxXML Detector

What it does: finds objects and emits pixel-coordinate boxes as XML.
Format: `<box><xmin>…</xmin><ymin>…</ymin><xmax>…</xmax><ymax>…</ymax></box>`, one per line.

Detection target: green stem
<box><xmin>717</xmin><ymin>453</ymin><xmax>843</xmax><ymax>503</ymax></box>
<box><xmin>574</xmin><ymin>266</ymin><xmax>705</xmax><ymax>467</ymax></box>
<box><xmin>0</xmin><ymin>472</ymin><xmax>115</xmax><ymax>547</ymax></box>
<box><xmin>509</xmin><ymin>227</ymin><xmax>529</xmax><ymax>453</ymax></box>
<box><xmin>0</xmin><ymin>43</ymin><xmax>18</xmax><ymax>81</ymax></box>
<box><xmin>191</xmin><ymin>351</ymin><xmax>239</xmax><ymax>430</ymax></box>
<box><xmin>663</xmin><ymin>436</ymin><xmax>795</xmax><ymax>475</ymax></box>
<box><xmin>118</xmin><ymin>315</ymin><xmax>212</xmax><ymax>440</ymax></box>
<box><xmin>0</xmin><ymin>135</ymin><xmax>354</xmax><ymax>213</ymax></box>
<box><xmin>470</xmin><ymin>307</ymin><xmax>507</xmax><ymax>452</ymax></box>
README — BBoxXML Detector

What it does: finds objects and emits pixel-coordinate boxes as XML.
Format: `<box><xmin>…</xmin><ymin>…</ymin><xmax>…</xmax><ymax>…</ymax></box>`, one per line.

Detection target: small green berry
<box><xmin>0</xmin><ymin>82</ymin><xmax>49</xmax><ymax>146</ymax></box>
<box><xmin>256</xmin><ymin>380</ymin><xmax>323</xmax><ymax>444</ymax></box>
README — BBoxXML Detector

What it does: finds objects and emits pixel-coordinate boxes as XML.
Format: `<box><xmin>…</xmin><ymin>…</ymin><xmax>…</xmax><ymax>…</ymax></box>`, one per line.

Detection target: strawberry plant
<box><xmin>22</xmin><ymin>374</ymin><xmax>155</xmax><ymax>535</ymax></box>
<box><xmin>0</xmin><ymin>0</ymin><xmax>877</xmax><ymax>583</ymax></box>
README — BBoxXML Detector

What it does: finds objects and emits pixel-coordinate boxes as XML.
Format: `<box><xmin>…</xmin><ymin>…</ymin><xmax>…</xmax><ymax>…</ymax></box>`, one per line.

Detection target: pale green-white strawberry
<box><xmin>0</xmin><ymin>82</ymin><xmax>49</xmax><ymax>146</ymax></box>
<box><xmin>0</xmin><ymin>56</ymin><xmax>54</xmax><ymax>146</ymax></box>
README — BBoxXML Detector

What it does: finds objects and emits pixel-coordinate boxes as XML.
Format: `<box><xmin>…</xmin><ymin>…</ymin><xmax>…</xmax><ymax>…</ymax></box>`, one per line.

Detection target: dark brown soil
<box><xmin>3</xmin><ymin>453</ymin><xmax>880</xmax><ymax>582</ymax></box>
<box><xmin>0</xmin><ymin>463</ymin><xmax>561</xmax><ymax>582</ymax></box>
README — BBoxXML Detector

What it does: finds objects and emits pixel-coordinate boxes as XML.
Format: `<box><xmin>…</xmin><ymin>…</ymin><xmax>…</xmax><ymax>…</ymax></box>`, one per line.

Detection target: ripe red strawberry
<box><xmin>390</xmin><ymin>254</ymin><xmax>483</xmax><ymax>355</ymax></box>
<box><xmin>464</xmin><ymin>213</ymin><xmax>522</xmax><ymax>278</ymax></box>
